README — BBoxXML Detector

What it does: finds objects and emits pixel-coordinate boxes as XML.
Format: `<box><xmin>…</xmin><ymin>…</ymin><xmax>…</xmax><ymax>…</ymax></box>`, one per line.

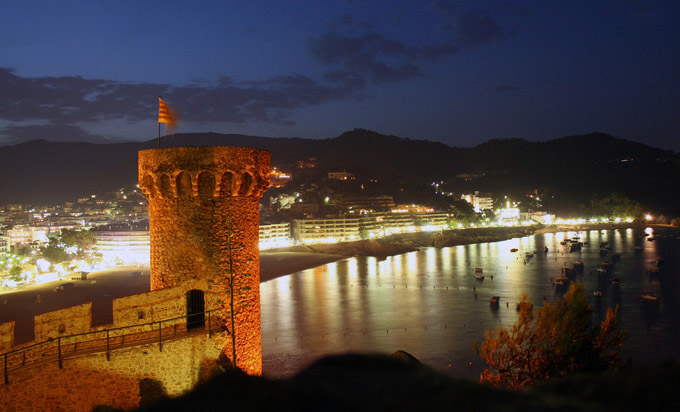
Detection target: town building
<box><xmin>258</xmin><ymin>223</ymin><xmax>293</xmax><ymax>249</ymax></box>
<box><xmin>461</xmin><ymin>191</ymin><xmax>494</xmax><ymax>212</ymax></box>
<box><xmin>291</xmin><ymin>218</ymin><xmax>361</xmax><ymax>243</ymax></box>
<box><xmin>327</xmin><ymin>171</ymin><xmax>354</xmax><ymax>180</ymax></box>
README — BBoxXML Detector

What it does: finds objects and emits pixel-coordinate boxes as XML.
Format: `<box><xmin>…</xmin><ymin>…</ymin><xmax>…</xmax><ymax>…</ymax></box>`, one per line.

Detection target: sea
<box><xmin>261</xmin><ymin>227</ymin><xmax>680</xmax><ymax>379</ymax></box>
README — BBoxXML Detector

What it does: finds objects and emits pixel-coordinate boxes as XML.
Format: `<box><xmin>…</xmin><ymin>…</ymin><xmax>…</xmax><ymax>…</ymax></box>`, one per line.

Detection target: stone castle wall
<box><xmin>0</xmin><ymin>333</ymin><xmax>222</xmax><ymax>412</ymax></box>
<box><xmin>34</xmin><ymin>302</ymin><xmax>92</xmax><ymax>342</ymax></box>
<box><xmin>0</xmin><ymin>322</ymin><xmax>14</xmax><ymax>353</ymax></box>
<box><xmin>0</xmin><ymin>280</ymin><xmax>222</xmax><ymax>412</ymax></box>
<box><xmin>138</xmin><ymin>146</ymin><xmax>270</xmax><ymax>375</ymax></box>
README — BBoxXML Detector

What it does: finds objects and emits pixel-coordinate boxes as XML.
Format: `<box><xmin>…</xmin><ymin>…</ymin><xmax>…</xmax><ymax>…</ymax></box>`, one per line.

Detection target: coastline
<box><xmin>259</xmin><ymin>223</ymin><xmax>673</xmax><ymax>281</ymax></box>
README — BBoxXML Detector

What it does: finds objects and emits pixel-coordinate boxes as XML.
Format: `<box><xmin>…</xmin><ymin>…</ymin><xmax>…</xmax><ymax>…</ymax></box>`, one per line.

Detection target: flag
<box><xmin>158</xmin><ymin>97</ymin><xmax>177</xmax><ymax>129</ymax></box>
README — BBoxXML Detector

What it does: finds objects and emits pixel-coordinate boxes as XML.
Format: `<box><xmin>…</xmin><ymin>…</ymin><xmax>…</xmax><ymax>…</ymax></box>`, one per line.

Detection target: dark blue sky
<box><xmin>2</xmin><ymin>1</ymin><xmax>679</xmax><ymax>151</ymax></box>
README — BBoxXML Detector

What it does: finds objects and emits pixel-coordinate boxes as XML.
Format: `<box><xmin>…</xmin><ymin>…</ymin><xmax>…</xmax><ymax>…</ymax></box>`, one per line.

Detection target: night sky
<box><xmin>2</xmin><ymin>1</ymin><xmax>679</xmax><ymax>151</ymax></box>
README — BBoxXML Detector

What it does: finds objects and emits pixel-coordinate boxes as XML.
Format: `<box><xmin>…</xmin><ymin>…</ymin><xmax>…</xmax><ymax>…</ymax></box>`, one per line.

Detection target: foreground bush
<box><xmin>476</xmin><ymin>283</ymin><xmax>627</xmax><ymax>389</ymax></box>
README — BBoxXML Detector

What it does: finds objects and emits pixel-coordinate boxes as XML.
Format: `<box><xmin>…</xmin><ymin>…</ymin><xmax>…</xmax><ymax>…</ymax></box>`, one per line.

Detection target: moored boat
<box><xmin>638</xmin><ymin>294</ymin><xmax>659</xmax><ymax>303</ymax></box>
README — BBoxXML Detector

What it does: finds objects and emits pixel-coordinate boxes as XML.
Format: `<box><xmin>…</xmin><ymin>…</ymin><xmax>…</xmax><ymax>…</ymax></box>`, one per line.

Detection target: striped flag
<box><xmin>158</xmin><ymin>97</ymin><xmax>177</xmax><ymax>129</ymax></box>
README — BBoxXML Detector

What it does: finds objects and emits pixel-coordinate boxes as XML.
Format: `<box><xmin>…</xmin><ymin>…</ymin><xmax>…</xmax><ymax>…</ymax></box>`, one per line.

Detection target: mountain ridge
<box><xmin>1</xmin><ymin>129</ymin><xmax>678</xmax><ymax>214</ymax></box>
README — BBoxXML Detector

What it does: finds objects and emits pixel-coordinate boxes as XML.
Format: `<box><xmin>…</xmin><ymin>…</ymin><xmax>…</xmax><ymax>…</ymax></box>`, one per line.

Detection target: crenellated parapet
<box><xmin>139</xmin><ymin>146</ymin><xmax>270</xmax><ymax>200</ymax></box>
<box><xmin>138</xmin><ymin>146</ymin><xmax>269</xmax><ymax>375</ymax></box>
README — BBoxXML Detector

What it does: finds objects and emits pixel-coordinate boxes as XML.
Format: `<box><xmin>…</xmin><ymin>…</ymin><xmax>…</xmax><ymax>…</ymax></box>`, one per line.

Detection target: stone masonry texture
<box><xmin>138</xmin><ymin>146</ymin><xmax>270</xmax><ymax>375</ymax></box>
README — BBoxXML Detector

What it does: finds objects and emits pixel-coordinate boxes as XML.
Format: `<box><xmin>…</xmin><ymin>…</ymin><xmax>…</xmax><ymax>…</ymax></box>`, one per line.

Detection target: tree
<box><xmin>590</xmin><ymin>192</ymin><xmax>642</xmax><ymax>218</ymax></box>
<box><xmin>475</xmin><ymin>283</ymin><xmax>627</xmax><ymax>389</ymax></box>
<box><xmin>60</xmin><ymin>229</ymin><xmax>96</xmax><ymax>257</ymax></box>
<box><xmin>8</xmin><ymin>266</ymin><xmax>23</xmax><ymax>282</ymax></box>
<box><xmin>40</xmin><ymin>237</ymin><xmax>69</xmax><ymax>264</ymax></box>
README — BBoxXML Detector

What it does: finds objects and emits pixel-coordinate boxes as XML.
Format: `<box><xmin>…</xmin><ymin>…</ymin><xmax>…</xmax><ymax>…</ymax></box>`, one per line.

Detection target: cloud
<box><xmin>308</xmin><ymin>32</ymin><xmax>426</xmax><ymax>83</ymax></box>
<box><xmin>309</xmin><ymin>6</ymin><xmax>507</xmax><ymax>84</ymax></box>
<box><xmin>0</xmin><ymin>124</ymin><xmax>115</xmax><ymax>145</ymax></box>
<box><xmin>431</xmin><ymin>2</ymin><xmax>506</xmax><ymax>47</ymax></box>
<box><xmin>0</xmin><ymin>67</ymin><xmax>368</xmax><ymax>128</ymax></box>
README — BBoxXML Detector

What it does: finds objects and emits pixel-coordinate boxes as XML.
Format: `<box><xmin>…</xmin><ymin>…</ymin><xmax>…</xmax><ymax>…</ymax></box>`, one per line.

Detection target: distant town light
<box><xmin>645</xmin><ymin>214</ymin><xmax>653</xmax><ymax>221</ymax></box>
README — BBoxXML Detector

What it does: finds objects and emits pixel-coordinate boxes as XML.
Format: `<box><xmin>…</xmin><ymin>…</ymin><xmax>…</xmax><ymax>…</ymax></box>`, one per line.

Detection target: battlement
<box><xmin>138</xmin><ymin>146</ymin><xmax>270</xmax><ymax>200</ymax></box>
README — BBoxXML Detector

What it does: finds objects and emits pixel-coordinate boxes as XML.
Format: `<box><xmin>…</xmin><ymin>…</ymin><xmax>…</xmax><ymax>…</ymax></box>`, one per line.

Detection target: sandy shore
<box><xmin>260</xmin><ymin>251</ymin><xmax>346</xmax><ymax>282</ymax></box>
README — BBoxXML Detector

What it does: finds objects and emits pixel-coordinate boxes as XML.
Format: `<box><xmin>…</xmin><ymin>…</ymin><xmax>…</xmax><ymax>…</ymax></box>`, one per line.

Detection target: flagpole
<box><xmin>158</xmin><ymin>95</ymin><xmax>161</xmax><ymax>149</ymax></box>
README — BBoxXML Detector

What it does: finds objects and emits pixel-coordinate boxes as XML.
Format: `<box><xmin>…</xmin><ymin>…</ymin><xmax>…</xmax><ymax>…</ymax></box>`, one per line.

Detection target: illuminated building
<box><xmin>461</xmin><ymin>191</ymin><xmax>494</xmax><ymax>212</ymax></box>
<box><xmin>520</xmin><ymin>212</ymin><xmax>554</xmax><ymax>225</ymax></box>
<box><xmin>327</xmin><ymin>171</ymin><xmax>354</xmax><ymax>180</ymax></box>
<box><xmin>292</xmin><ymin>218</ymin><xmax>361</xmax><ymax>243</ymax></box>
<box><xmin>269</xmin><ymin>167</ymin><xmax>292</xmax><ymax>188</ymax></box>
<box><xmin>93</xmin><ymin>229</ymin><xmax>150</xmax><ymax>265</ymax></box>
<box><xmin>259</xmin><ymin>223</ymin><xmax>293</xmax><ymax>249</ymax></box>
<box><xmin>340</xmin><ymin>195</ymin><xmax>395</xmax><ymax>213</ymax></box>
<box><xmin>498</xmin><ymin>205</ymin><xmax>520</xmax><ymax>224</ymax></box>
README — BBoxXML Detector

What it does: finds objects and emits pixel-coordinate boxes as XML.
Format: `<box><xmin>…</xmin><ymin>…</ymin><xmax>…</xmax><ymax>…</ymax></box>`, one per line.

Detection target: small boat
<box><xmin>596</xmin><ymin>268</ymin><xmax>608</xmax><ymax>275</ymax></box>
<box><xmin>573</xmin><ymin>261</ymin><xmax>584</xmax><ymax>268</ymax></box>
<box><xmin>611</xmin><ymin>252</ymin><xmax>621</xmax><ymax>259</ymax></box>
<box><xmin>474</xmin><ymin>268</ymin><xmax>483</xmax><ymax>273</ymax></box>
<box><xmin>638</xmin><ymin>294</ymin><xmax>659</xmax><ymax>303</ymax></box>
<box><xmin>554</xmin><ymin>276</ymin><xmax>570</xmax><ymax>286</ymax></box>
<box><xmin>593</xmin><ymin>291</ymin><xmax>603</xmax><ymax>298</ymax></box>
<box><xmin>601</xmin><ymin>262</ymin><xmax>613</xmax><ymax>267</ymax></box>
<box><xmin>570</xmin><ymin>244</ymin><xmax>581</xmax><ymax>252</ymax></box>
<box><xmin>564</xmin><ymin>266</ymin><xmax>576</xmax><ymax>274</ymax></box>
<box><xmin>526</xmin><ymin>252</ymin><xmax>534</xmax><ymax>258</ymax></box>
<box><xmin>647</xmin><ymin>237</ymin><xmax>655</xmax><ymax>242</ymax></box>
<box><xmin>612</xmin><ymin>278</ymin><xmax>620</xmax><ymax>285</ymax></box>
<box><xmin>490</xmin><ymin>296</ymin><xmax>500</xmax><ymax>305</ymax></box>
<box><xmin>475</xmin><ymin>274</ymin><xmax>485</xmax><ymax>280</ymax></box>
<box><xmin>560</xmin><ymin>241</ymin><xmax>567</xmax><ymax>246</ymax></box>
<box><xmin>510</xmin><ymin>248</ymin><xmax>518</xmax><ymax>252</ymax></box>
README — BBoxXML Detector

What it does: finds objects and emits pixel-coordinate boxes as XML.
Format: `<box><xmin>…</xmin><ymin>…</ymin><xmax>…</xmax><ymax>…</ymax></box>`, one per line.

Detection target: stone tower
<box><xmin>138</xmin><ymin>146</ymin><xmax>270</xmax><ymax>375</ymax></box>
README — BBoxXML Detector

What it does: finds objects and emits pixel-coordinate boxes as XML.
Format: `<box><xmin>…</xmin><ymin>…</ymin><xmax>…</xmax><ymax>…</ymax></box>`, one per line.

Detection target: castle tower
<box><xmin>138</xmin><ymin>146</ymin><xmax>270</xmax><ymax>375</ymax></box>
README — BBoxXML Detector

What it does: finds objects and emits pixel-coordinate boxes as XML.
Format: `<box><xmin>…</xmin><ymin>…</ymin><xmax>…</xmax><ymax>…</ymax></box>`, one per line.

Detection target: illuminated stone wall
<box><xmin>112</xmin><ymin>279</ymin><xmax>220</xmax><ymax>327</ymax></box>
<box><xmin>138</xmin><ymin>146</ymin><xmax>270</xmax><ymax>375</ymax></box>
<box><xmin>0</xmin><ymin>322</ymin><xmax>13</xmax><ymax>353</ymax></box>
<box><xmin>0</xmin><ymin>333</ymin><xmax>222</xmax><ymax>412</ymax></box>
<box><xmin>34</xmin><ymin>302</ymin><xmax>92</xmax><ymax>342</ymax></box>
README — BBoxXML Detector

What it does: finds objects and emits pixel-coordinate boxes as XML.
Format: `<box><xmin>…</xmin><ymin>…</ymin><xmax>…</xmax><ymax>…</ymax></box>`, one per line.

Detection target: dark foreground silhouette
<box><xmin>95</xmin><ymin>352</ymin><xmax>680</xmax><ymax>412</ymax></box>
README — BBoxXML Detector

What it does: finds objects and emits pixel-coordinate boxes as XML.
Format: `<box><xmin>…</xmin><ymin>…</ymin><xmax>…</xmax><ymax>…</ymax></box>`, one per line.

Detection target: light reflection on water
<box><xmin>261</xmin><ymin>228</ymin><xmax>680</xmax><ymax>379</ymax></box>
